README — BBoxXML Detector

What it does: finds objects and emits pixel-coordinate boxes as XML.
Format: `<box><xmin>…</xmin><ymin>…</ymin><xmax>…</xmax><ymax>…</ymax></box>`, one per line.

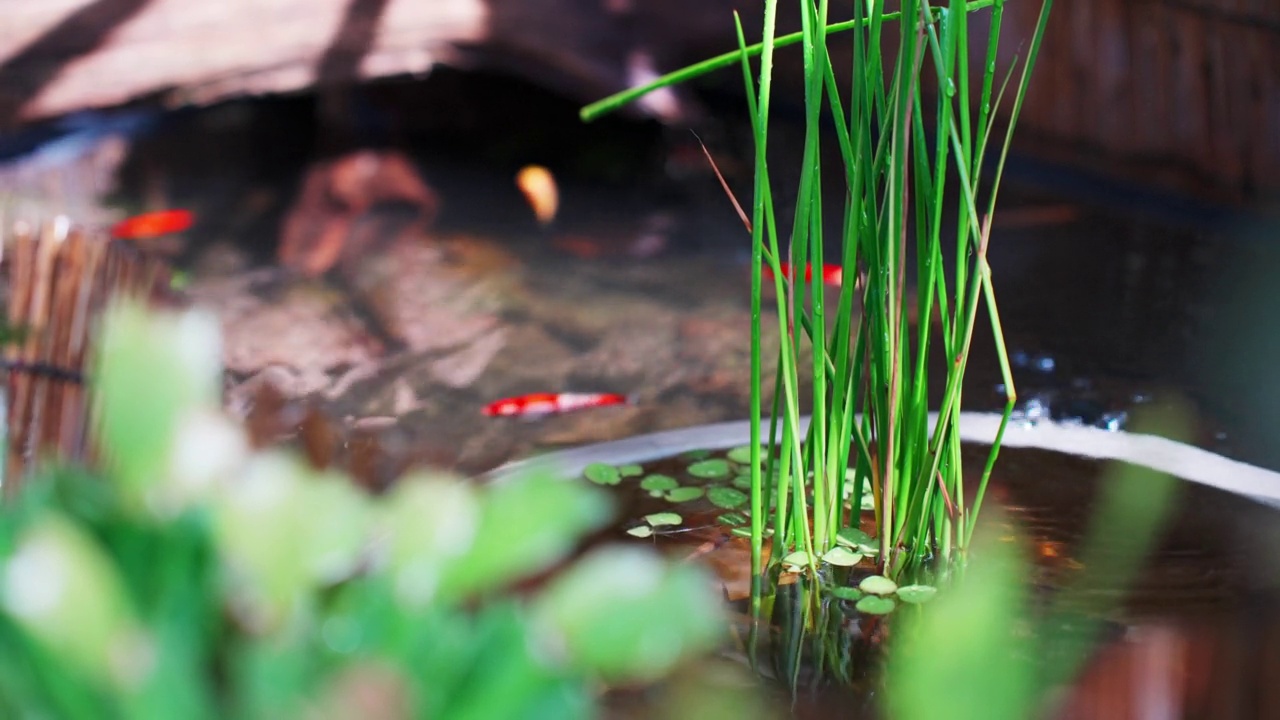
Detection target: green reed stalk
<box><xmin>586</xmin><ymin>0</ymin><xmax>1051</xmax><ymax>620</ymax></box>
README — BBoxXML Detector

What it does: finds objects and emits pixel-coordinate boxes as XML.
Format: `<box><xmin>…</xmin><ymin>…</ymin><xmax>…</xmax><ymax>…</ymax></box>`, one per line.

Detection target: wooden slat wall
<box><xmin>995</xmin><ymin>0</ymin><xmax>1280</xmax><ymax>205</ymax></box>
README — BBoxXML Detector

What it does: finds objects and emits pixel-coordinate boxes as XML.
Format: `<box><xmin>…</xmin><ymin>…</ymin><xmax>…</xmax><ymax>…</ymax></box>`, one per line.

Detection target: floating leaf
<box><xmin>717</xmin><ymin>512</ymin><xmax>748</xmax><ymax>526</ymax></box>
<box><xmin>682</xmin><ymin>449</ymin><xmax>712</xmax><ymax>460</ymax></box>
<box><xmin>859</xmin><ymin>575</ymin><xmax>898</xmax><ymax>596</ymax></box>
<box><xmin>663</xmin><ymin>486</ymin><xmax>704</xmax><ymax>503</ymax></box>
<box><xmin>731</xmin><ymin>527</ymin><xmax>772</xmax><ymax>538</ymax></box>
<box><xmin>821</xmin><ymin>547</ymin><xmax>864</xmax><ymax>567</ymax></box>
<box><xmin>837</xmin><ymin>527</ymin><xmax>874</xmax><ymax>548</ymax></box>
<box><xmin>583</xmin><ymin>463</ymin><xmax>621</xmax><ymax>485</ymax></box>
<box><xmin>829</xmin><ymin>586</ymin><xmax>864</xmax><ymax>601</ymax></box>
<box><xmin>644</xmin><ymin>512</ymin><xmax>683</xmax><ymax>527</ymax></box>
<box><xmin>726</xmin><ymin>446</ymin><xmax>757</xmax><ymax>465</ymax></box>
<box><xmin>855</xmin><ymin>595</ymin><xmax>896</xmax><ymax>615</ymax></box>
<box><xmin>687</xmin><ymin>459</ymin><xmax>731</xmax><ymax>479</ymax></box>
<box><xmin>731</xmin><ymin>473</ymin><xmax>753</xmax><ymax>490</ymax></box>
<box><xmin>618</xmin><ymin>464</ymin><xmax>644</xmax><ymax>477</ymax></box>
<box><xmin>896</xmin><ymin>585</ymin><xmax>939</xmax><ymax>604</ymax></box>
<box><xmin>640</xmin><ymin>474</ymin><xmax>679</xmax><ymax>491</ymax></box>
<box><xmin>781</xmin><ymin>551</ymin><xmax>813</xmax><ymax>569</ymax></box>
<box><xmin>626</xmin><ymin>525</ymin><xmax>654</xmax><ymax>538</ymax></box>
<box><xmin>707</xmin><ymin>486</ymin><xmax>748</xmax><ymax>509</ymax></box>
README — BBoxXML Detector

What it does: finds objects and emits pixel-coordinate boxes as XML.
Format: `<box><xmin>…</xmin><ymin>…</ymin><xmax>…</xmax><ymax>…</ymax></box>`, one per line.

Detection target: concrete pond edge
<box><xmin>483</xmin><ymin>412</ymin><xmax>1280</xmax><ymax>509</ymax></box>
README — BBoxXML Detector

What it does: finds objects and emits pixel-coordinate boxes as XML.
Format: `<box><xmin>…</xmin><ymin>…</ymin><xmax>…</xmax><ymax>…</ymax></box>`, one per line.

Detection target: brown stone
<box><xmin>277</xmin><ymin>150</ymin><xmax>438</xmax><ymax>277</ymax></box>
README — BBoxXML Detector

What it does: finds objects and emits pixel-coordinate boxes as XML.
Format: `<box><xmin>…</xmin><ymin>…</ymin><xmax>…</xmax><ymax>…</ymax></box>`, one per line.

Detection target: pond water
<box><xmin>590</xmin><ymin>443</ymin><xmax>1280</xmax><ymax>719</ymax></box>
<box><xmin>70</xmin><ymin>74</ymin><xmax>1274</xmax><ymax>487</ymax></box>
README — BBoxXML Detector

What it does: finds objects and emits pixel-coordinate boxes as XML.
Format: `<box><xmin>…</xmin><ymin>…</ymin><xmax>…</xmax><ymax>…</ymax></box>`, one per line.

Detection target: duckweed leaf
<box><xmin>640</xmin><ymin>474</ymin><xmax>679</xmax><ymax>492</ymax></box>
<box><xmin>855</xmin><ymin>596</ymin><xmax>896</xmax><ymax>615</ymax></box>
<box><xmin>781</xmin><ymin>551</ymin><xmax>813</xmax><ymax>569</ymax></box>
<box><xmin>726</xmin><ymin>446</ymin><xmax>757</xmax><ymax>465</ymax></box>
<box><xmin>707</xmin><ymin>486</ymin><xmax>748</xmax><ymax>509</ymax></box>
<box><xmin>583</xmin><ymin>463</ymin><xmax>621</xmax><ymax>485</ymax></box>
<box><xmin>896</xmin><ymin>585</ymin><xmax>939</xmax><ymax>604</ymax></box>
<box><xmin>859</xmin><ymin>575</ymin><xmax>898</xmax><ymax>596</ymax></box>
<box><xmin>829</xmin><ymin>586</ymin><xmax>864</xmax><ymax>601</ymax></box>
<box><xmin>644</xmin><ymin>512</ymin><xmax>682</xmax><ymax>527</ymax></box>
<box><xmin>717</xmin><ymin>512</ymin><xmax>748</xmax><ymax>526</ymax></box>
<box><xmin>687</xmin><ymin>459</ymin><xmax>731</xmax><ymax>479</ymax></box>
<box><xmin>626</xmin><ymin>525</ymin><xmax>654</xmax><ymax>538</ymax></box>
<box><xmin>663</xmin><ymin>486</ymin><xmax>704</xmax><ymax>503</ymax></box>
<box><xmin>821</xmin><ymin>547</ymin><xmax>864</xmax><ymax>567</ymax></box>
<box><xmin>837</xmin><ymin>527</ymin><xmax>874</xmax><ymax>548</ymax></box>
<box><xmin>618</xmin><ymin>464</ymin><xmax>644</xmax><ymax>477</ymax></box>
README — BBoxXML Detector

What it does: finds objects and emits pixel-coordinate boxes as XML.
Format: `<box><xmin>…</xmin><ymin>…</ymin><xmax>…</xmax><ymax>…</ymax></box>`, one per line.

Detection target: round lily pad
<box><xmin>821</xmin><ymin>546</ymin><xmax>864</xmax><ymax>567</ymax></box>
<box><xmin>855</xmin><ymin>595</ymin><xmax>896</xmax><ymax>615</ymax></box>
<box><xmin>896</xmin><ymin>584</ymin><xmax>938</xmax><ymax>604</ymax></box>
<box><xmin>731</xmin><ymin>473</ymin><xmax>754</xmax><ymax>490</ymax></box>
<box><xmin>828</xmin><ymin>585</ymin><xmax>863</xmax><ymax>601</ymax></box>
<box><xmin>707</xmin><ymin>486</ymin><xmax>748</xmax><ymax>509</ymax></box>
<box><xmin>726</xmin><ymin>445</ymin><xmax>758</xmax><ymax>465</ymax></box>
<box><xmin>837</xmin><ymin>527</ymin><xmax>874</xmax><ymax>548</ymax></box>
<box><xmin>618</xmin><ymin>464</ymin><xmax>644</xmax><ymax>477</ymax></box>
<box><xmin>781</xmin><ymin>551</ymin><xmax>814</xmax><ymax>569</ymax></box>
<box><xmin>583</xmin><ymin>463</ymin><xmax>621</xmax><ymax>485</ymax></box>
<box><xmin>687</xmin><ymin>459</ymin><xmax>731</xmax><ymax>479</ymax></box>
<box><xmin>682</xmin><ymin>449</ymin><xmax>712</xmax><ymax>460</ymax></box>
<box><xmin>663</xmin><ymin>486</ymin><xmax>704</xmax><ymax>503</ymax></box>
<box><xmin>644</xmin><ymin>512</ymin><xmax>683</xmax><ymax>527</ymax></box>
<box><xmin>716</xmin><ymin>512</ymin><xmax>748</xmax><ymax>526</ymax></box>
<box><xmin>858</xmin><ymin>575</ymin><xmax>898</xmax><ymax>596</ymax></box>
<box><xmin>626</xmin><ymin>525</ymin><xmax>653</xmax><ymax>538</ymax></box>
<box><xmin>640</xmin><ymin>474</ymin><xmax>679</xmax><ymax>492</ymax></box>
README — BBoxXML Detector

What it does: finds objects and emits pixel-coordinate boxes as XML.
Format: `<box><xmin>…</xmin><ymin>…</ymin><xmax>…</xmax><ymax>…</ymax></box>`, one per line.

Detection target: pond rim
<box><xmin>483</xmin><ymin>412</ymin><xmax>1280</xmax><ymax>509</ymax></box>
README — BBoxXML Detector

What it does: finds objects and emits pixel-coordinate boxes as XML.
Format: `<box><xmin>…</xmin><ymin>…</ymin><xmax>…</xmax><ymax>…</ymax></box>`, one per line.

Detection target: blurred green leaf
<box><xmin>93</xmin><ymin>302</ymin><xmax>222</xmax><ymax>511</ymax></box>
<box><xmin>213</xmin><ymin>453</ymin><xmax>370</xmax><ymax>630</ymax></box>
<box><xmin>438</xmin><ymin>470</ymin><xmax>612</xmax><ymax>601</ymax></box>
<box><xmin>0</xmin><ymin>513</ymin><xmax>147</xmax><ymax>690</ymax></box>
<box><xmin>887</xmin><ymin>532</ymin><xmax>1035</xmax><ymax>720</ymax></box>
<box><xmin>381</xmin><ymin>472</ymin><xmax>481</xmax><ymax>608</ymax></box>
<box><xmin>532</xmin><ymin>545</ymin><xmax>724</xmax><ymax>683</ymax></box>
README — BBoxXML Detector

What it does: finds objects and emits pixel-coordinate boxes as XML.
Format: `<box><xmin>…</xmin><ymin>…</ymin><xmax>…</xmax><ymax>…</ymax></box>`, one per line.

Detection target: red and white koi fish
<box><xmin>763</xmin><ymin>262</ymin><xmax>844</xmax><ymax>287</ymax></box>
<box><xmin>482</xmin><ymin>392</ymin><xmax>630</xmax><ymax>417</ymax></box>
<box><xmin>110</xmin><ymin>209</ymin><xmax>194</xmax><ymax>240</ymax></box>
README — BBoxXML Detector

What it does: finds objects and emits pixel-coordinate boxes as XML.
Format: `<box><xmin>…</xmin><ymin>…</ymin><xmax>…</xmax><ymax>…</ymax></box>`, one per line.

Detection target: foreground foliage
<box><xmin>0</xmin><ymin>302</ymin><xmax>726</xmax><ymax>719</ymax></box>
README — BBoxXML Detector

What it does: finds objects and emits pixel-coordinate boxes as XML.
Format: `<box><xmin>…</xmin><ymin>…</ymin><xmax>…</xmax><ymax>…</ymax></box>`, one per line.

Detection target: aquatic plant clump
<box><xmin>583</xmin><ymin>0</ymin><xmax>1053</xmax><ymax>695</ymax></box>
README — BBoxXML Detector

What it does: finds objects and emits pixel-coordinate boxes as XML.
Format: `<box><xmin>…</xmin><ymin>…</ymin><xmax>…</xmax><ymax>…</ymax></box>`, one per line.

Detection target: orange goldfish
<box><xmin>483</xmin><ymin>392</ymin><xmax>629</xmax><ymax>417</ymax></box>
<box><xmin>763</xmin><ymin>262</ymin><xmax>844</xmax><ymax>286</ymax></box>
<box><xmin>110</xmin><ymin>209</ymin><xmax>194</xmax><ymax>240</ymax></box>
